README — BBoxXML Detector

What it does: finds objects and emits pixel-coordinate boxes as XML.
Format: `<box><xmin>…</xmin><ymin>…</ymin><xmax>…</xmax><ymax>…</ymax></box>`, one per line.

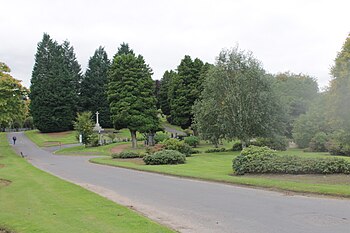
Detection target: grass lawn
<box><xmin>0</xmin><ymin>133</ymin><xmax>173</xmax><ymax>233</ymax></box>
<box><xmin>24</xmin><ymin>130</ymin><xmax>78</xmax><ymax>147</ymax></box>
<box><xmin>91</xmin><ymin>149</ymin><xmax>350</xmax><ymax>198</ymax></box>
<box><xmin>55</xmin><ymin>142</ymin><xmax>146</xmax><ymax>156</ymax></box>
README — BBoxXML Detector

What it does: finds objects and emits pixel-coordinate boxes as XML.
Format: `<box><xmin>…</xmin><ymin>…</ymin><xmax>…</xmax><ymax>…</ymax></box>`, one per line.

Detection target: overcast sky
<box><xmin>1</xmin><ymin>0</ymin><xmax>349</xmax><ymax>89</ymax></box>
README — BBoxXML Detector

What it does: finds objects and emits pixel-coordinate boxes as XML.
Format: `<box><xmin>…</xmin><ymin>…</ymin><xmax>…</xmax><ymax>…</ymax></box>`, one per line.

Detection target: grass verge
<box><xmin>0</xmin><ymin>133</ymin><xmax>173</xmax><ymax>233</ymax></box>
<box><xmin>24</xmin><ymin>130</ymin><xmax>77</xmax><ymax>147</ymax></box>
<box><xmin>91</xmin><ymin>149</ymin><xmax>350</xmax><ymax>198</ymax></box>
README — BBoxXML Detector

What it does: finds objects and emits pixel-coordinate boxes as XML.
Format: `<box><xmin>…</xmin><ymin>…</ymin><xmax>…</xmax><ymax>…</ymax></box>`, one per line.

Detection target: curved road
<box><xmin>7</xmin><ymin>132</ymin><xmax>350</xmax><ymax>233</ymax></box>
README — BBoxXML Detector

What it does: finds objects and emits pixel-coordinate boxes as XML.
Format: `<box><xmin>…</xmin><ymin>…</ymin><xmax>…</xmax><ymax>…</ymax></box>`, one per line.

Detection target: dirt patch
<box><xmin>115</xmin><ymin>158</ymin><xmax>145</xmax><ymax>165</ymax></box>
<box><xmin>110</xmin><ymin>144</ymin><xmax>130</xmax><ymax>154</ymax></box>
<box><xmin>0</xmin><ymin>227</ymin><xmax>16</xmax><ymax>233</ymax></box>
<box><xmin>0</xmin><ymin>179</ymin><xmax>12</xmax><ymax>187</ymax></box>
<box><xmin>246</xmin><ymin>174</ymin><xmax>350</xmax><ymax>185</ymax></box>
<box><xmin>0</xmin><ymin>164</ymin><xmax>5</xmax><ymax>169</ymax></box>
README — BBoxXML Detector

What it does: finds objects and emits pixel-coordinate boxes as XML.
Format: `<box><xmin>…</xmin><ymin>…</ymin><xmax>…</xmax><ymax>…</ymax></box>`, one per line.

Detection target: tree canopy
<box><xmin>0</xmin><ymin>62</ymin><xmax>28</xmax><ymax>129</ymax></box>
<box><xmin>108</xmin><ymin>45</ymin><xmax>159</xmax><ymax>148</ymax></box>
<box><xmin>30</xmin><ymin>33</ymin><xmax>80</xmax><ymax>132</ymax></box>
<box><xmin>194</xmin><ymin>47</ymin><xmax>284</xmax><ymax>147</ymax></box>
<box><xmin>80</xmin><ymin>46</ymin><xmax>112</xmax><ymax>128</ymax></box>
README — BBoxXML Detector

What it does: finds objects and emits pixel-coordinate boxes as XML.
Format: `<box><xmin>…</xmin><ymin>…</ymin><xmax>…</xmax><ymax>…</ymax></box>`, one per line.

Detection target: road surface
<box><xmin>7</xmin><ymin>132</ymin><xmax>350</xmax><ymax>233</ymax></box>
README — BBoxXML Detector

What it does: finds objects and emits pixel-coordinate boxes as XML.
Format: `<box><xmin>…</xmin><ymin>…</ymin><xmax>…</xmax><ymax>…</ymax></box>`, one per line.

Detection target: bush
<box><xmin>143</xmin><ymin>150</ymin><xmax>186</xmax><ymax>165</ymax></box>
<box><xmin>233</xmin><ymin>145</ymin><xmax>350</xmax><ymax>175</ymax></box>
<box><xmin>87</xmin><ymin>133</ymin><xmax>99</xmax><ymax>147</ymax></box>
<box><xmin>205</xmin><ymin>148</ymin><xmax>227</xmax><ymax>153</ymax></box>
<box><xmin>163</xmin><ymin>138</ymin><xmax>192</xmax><ymax>156</ymax></box>
<box><xmin>326</xmin><ymin>130</ymin><xmax>350</xmax><ymax>156</ymax></box>
<box><xmin>232</xmin><ymin>140</ymin><xmax>243</xmax><ymax>151</ymax></box>
<box><xmin>250</xmin><ymin>136</ymin><xmax>289</xmax><ymax>151</ymax></box>
<box><xmin>112</xmin><ymin>151</ymin><xmax>144</xmax><ymax>159</ymax></box>
<box><xmin>154</xmin><ymin>132</ymin><xmax>169</xmax><ymax>144</ymax></box>
<box><xmin>184</xmin><ymin>136</ymin><xmax>200</xmax><ymax>147</ymax></box>
<box><xmin>309</xmin><ymin>132</ymin><xmax>328</xmax><ymax>152</ymax></box>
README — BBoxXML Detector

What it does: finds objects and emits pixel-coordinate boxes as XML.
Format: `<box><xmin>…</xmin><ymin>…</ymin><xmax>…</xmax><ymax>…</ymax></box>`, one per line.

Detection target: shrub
<box><xmin>191</xmin><ymin>149</ymin><xmax>201</xmax><ymax>154</ymax></box>
<box><xmin>143</xmin><ymin>150</ymin><xmax>186</xmax><ymax>165</ymax></box>
<box><xmin>205</xmin><ymin>148</ymin><xmax>227</xmax><ymax>153</ymax></box>
<box><xmin>309</xmin><ymin>132</ymin><xmax>328</xmax><ymax>152</ymax></box>
<box><xmin>184</xmin><ymin>136</ymin><xmax>200</xmax><ymax>147</ymax></box>
<box><xmin>233</xmin><ymin>145</ymin><xmax>350</xmax><ymax>175</ymax></box>
<box><xmin>250</xmin><ymin>136</ymin><xmax>289</xmax><ymax>151</ymax></box>
<box><xmin>112</xmin><ymin>151</ymin><xmax>144</xmax><ymax>159</ymax></box>
<box><xmin>163</xmin><ymin>138</ymin><xmax>192</xmax><ymax>156</ymax></box>
<box><xmin>232</xmin><ymin>140</ymin><xmax>243</xmax><ymax>151</ymax></box>
<box><xmin>87</xmin><ymin>133</ymin><xmax>99</xmax><ymax>147</ymax></box>
<box><xmin>326</xmin><ymin>130</ymin><xmax>350</xmax><ymax>156</ymax></box>
<box><xmin>154</xmin><ymin>132</ymin><xmax>169</xmax><ymax>144</ymax></box>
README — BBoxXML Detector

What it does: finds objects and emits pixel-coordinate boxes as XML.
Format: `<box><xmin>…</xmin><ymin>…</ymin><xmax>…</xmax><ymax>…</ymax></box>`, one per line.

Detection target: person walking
<box><xmin>12</xmin><ymin>136</ymin><xmax>17</xmax><ymax>145</ymax></box>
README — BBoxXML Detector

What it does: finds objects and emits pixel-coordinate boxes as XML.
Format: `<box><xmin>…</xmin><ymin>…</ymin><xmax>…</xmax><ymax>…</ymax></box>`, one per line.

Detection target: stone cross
<box><xmin>96</xmin><ymin>111</ymin><xmax>99</xmax><ymax>125</ymax></box>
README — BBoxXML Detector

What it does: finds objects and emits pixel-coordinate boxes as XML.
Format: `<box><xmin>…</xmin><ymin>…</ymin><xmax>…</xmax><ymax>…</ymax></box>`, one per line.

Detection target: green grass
<box><xmin>91</xmin><ymin>149</ymin><xmax>350</xmax><ymax>197</ymax></box>
<box><xmin>0</xmin><ymin>133</ymin><xmax>173</xmax><ymax>233</ymax></box>
<box><xmin>24</xmin><ymin>130</ymin><xmax>78</xmax><ymax>147</ymax></box>
<box><xmin>55</xmin><ymin>142</ymin><xmax>128</xmax><ymax>156</ymax></box>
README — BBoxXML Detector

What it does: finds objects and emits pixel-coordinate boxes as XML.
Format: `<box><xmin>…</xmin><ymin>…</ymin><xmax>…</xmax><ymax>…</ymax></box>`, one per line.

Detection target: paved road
<box><xmin>7</xmin><ymin>132</ymin><xmax>350</xmax><ymax>233</ymax></box>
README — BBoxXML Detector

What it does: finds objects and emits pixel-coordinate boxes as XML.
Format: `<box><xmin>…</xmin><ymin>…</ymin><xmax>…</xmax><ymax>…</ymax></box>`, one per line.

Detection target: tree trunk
<box><xmin>130</xmin><ymin>130</ymin><xmax>137</xmax><ymax>149</ymax></box>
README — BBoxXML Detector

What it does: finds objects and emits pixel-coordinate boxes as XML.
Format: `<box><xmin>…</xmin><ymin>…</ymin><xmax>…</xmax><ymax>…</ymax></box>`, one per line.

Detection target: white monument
<box><xmin>93</xmin><ymin>111</ymin><xmax>104</xmax><ymax>133</ymax></box>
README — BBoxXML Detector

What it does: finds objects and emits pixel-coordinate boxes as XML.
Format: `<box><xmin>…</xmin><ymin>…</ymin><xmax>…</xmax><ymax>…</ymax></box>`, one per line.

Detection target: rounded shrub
<box><xmin>143</xmin><ymin>150</ymin><xmax>186</xmax><ymax>165</ymax></box>
<box><xmin>184</xmin><ymin>136</ymin><xmax>200</xmax><ymax>147</ymax></box>
<box><xmin>233</xmin><ymin>145</ymin><xmax>350</xmax><ymax>175</ymax></box>
<box><xmin>112</xmin><ymin>151</ymin><xmax>144</xmax><ymax>159</ymax></box>
<box><xmin>154</xmin><ymin>132</ymin><xmax>169</xmax><ymax>144</ymax></box>
<box><xmin>205</xmin><ymin>148</ymin><xmax>227</xmax><ymax>153</ymax></box>
<box><xmin>309</xmin><ymin>132</ymin><xmax>328</xmax><ymax>152</ymax></box>
<box><xmin>163</xmin><ymin>138</ymin><xmax>192</xmax><ymax>156</ymax></box>
<box><xmin>232</xmin><ymin>140</ymin><xmax>243</xmax><ymax>151</ymax></box>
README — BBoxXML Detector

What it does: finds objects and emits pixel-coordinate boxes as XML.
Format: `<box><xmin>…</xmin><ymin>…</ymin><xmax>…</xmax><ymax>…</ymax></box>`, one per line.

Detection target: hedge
<box><xmin>143</xmin><ymin>150</ymin><xmax>186</xmax><ymax>165</ymax></box>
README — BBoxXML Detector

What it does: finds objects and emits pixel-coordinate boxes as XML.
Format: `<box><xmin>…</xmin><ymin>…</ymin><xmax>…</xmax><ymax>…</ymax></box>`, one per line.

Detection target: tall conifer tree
<box><xmin>30</xmin><ymin>34</ymin><xmax>78</xmax><ymax>132</ymax></box>
<box><xmin>108</xmin><ymin>44</ymin><xmax>159</xmax><ymax>148</ymax></box>
<box><xmin>80</xmin><ymin>46</ymin><xmax>112</xmax><ymax>128</ymax></box>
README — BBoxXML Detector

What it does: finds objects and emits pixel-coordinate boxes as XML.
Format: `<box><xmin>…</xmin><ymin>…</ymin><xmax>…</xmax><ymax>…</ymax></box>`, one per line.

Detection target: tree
<box><xmin>30</xmin><ymin>33</ymin><xmax>78</xmax><ymax>132</ymax></box>
<box><xmin>169</xmin><ymin>56</ymin><xmax>206</xmax><ymax>129</ymax></box>
<box><xmin>80</xmin><ymin>46</ymin><xmax>112</xmax><ymax>128</ymax></box>
<box><xmin>73</xmin><ymin>111</ymin><xmax>95</xmax><ymax>146</ymax></box>
<box><xmin>108</xmin><ymin>46</ymin><xmax>160</xmax><ymax>148</ymax></box>
<box><xmin>292</xmin><ymin>94</ymin><xmax>330</xmax><ymax>148</ymax></box>
<box><xmin>194</xmin><ymin>47</ymin><xmax>284</xmax><ymax>147</ymax></box>
<box><xmin>114</xmin><ymin>42</ymin><xmax>134</xmax><ymax>57</ymax></box>
<box><xmin>328</xmin><ymin>33</ymin><xmax>350</xmax><ymax>131</ymax></box>
<box><xmin>273</xmin><ymin>72</ymin><xmax>319</xmax><ymax>137</ymax></box>
<box><xmin>159</xmin><ymin>70</ymin><xmax>176</xmax><ymax>116</ymax></box>
<box><xmin>0</xmin><ymin>62</ymin><xmax>27</xmax><ymax>129</ymax></box>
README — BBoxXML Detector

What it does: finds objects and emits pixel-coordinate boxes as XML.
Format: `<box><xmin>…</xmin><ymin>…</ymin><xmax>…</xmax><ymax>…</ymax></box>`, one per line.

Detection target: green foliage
<box><xmin>326</xmin><ymin>130</ymin><xmax>350</xmax><ymax>156</ymax></box>
<box><xmin>184</xmin><ymin>136</ymin><xmax>200</xmax><ymax>147</ymax></box>
<box><xmin>112</xmin><ymin>151</ymin><xmax>144</xmax><ymax>159</ymax></box>
<box><xmin>154</xmin><ymin>132</ymin><xmax>169</xmax><ymax>143</ymax></box>
<box><xmin>159</xmin><ymin>70</ymin><xmax>176</xmax><ymax>116</ymax></box>
<box><xmin>87</xmin><ymin>133</ymin><xmax>99</xmax><ymax>147</ymax></box>
<box><xmin>168</xmin><ymin>56</ymin><xmax>208</xmax><ymax>129</ymax></box>
<box><xmin>145</xmin><ymin>144</ymin><xmax>165</xmax><ymax>155</ymax></box>
<box><xmin>108</xmin><ymin>44</ymin><xmax>160</xmax><ymax>148</ymax></box>
<box><xmin>292</xmin><ymin>94</ymin><xmax>329</xmax><ymax>148</ymax></box>
<box><xmin>0</xmin><ymin>62</ymin><xmax>27</xmax><ymax>128</ymax></box>
<box><xmin>328</xmin><ymin>33</ymin><xmax>350</xmax><ymax>135</ymax></box>
<box><xmin>251</xmin><ymin>136</ymin><xmax>289</xmax><ymax>151</ymax></box>
<box><xmin>163</xmin><ymin>138</ymin><xmax>192</xmax><ymax>156</ymax></box>
<box><xmin>73</xmin><ymin>112</ymin><xmax>95</xmax><ymax>146</ymax></box>
<box><xmin>309</xmin><ymin>132</ymin><xmax>328</xmax><ymax>152</ymax></box>
<box><xmin>232</xmin><ymin>140</ymin><xmax>243</xmax><ymax>151</ymax></box>
<box><xmin>80</xmin><ymin>46</ymin><xmax>112</xmax><ymax>128</ymax></box>
<box><xmin>30</xmin><ymin>34</ymin><xmax>79</xmax><ymax>132</ymax></box>
<box><xmin>205</xmin><ymin>148</ymin><xmax>227</xmax><ymax>153</ymax></box>
<box><xmin>273</xmin><ymin>72</ymin><xmax>319</xmax><ymax>137</ymax></box>
<box><xmin>233</xmin><ymin>146</ymin><xmax>350</xmax><ymax>175</ymax></box>
<box><xmin>143</xmin><ymin>150</ymin><xmax>186</xmax><ymax>165</ymax></box>
<box><xmin>194</xmin><ymin>47</ymin><xmax>284</xmax><ymax>146</ymax></box>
